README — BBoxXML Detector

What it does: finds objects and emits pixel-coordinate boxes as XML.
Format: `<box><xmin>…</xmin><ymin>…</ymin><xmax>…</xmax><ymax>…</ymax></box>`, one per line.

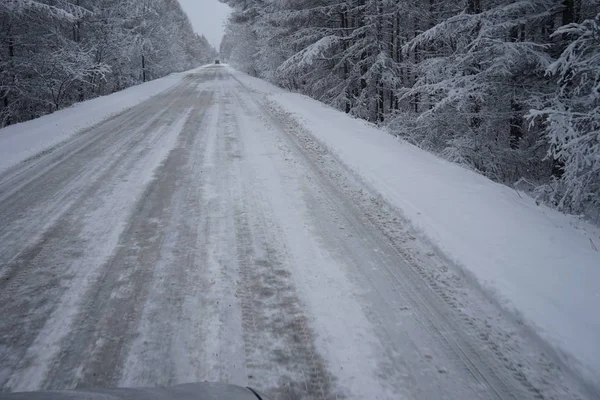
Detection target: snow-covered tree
<box><xmin>394</xmin><ymin>0</ymin><xmax>557</xmax><ymax>181</ymax></box>
<box><xmin>218</xmin><ymin>0</ymin><xmax>600</xmax><ymax>215</ymax></box>
<box><xmin>529</xmin><ymin>14</ymin><xmax>600</xmax><ymax>213</ymax></box>
<box><xmin>0</xmin><ymin>0</ymin><xmax>215</xmax><ymax>126</ymax></box>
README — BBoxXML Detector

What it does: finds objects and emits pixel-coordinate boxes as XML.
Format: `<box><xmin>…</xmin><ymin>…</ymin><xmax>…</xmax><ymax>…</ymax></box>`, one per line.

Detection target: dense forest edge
<box><xmin>0</xmin><ymin>0</ymin><xmax>216</xmax><ymax>128</ymax></box>
<box><xmin>219</xmin><ymin>0</ymin><xmax>599</xmax><ymax>218</ymax></box>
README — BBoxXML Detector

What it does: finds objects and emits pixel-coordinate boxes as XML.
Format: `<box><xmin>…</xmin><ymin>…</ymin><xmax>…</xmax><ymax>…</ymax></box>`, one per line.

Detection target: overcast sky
<box><xmin>178</xmin><ymin>0</ymin><xmax>231</xmax><ymax>49</ymax></box>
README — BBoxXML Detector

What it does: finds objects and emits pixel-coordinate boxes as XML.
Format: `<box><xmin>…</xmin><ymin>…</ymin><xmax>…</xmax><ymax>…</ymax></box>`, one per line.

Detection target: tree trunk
<box><xmin>378</xmin><ymin>84</ymin><xmax>385</xmax><ymax>123</ymax></box>
<box><xmin>376</xmin><ymin>0</ymin><xmax>384</xmax><ymax>122</ymax></box>
<box><xmin>8</xmin><ymin>37</ymin><xmax>14</xmax><ymax>57</ymax></box>
<box><xmin>509</xmin><ymin>100</ymin><xmax>523</xmax><ymax>149</ymax></box>
<box><xmin>412</xmin><ymin>19</ymin><xmax>420</xmax><ymax>114</ymax></box>
<box><xmin>342</xmin><ymin>8</ymin><xmax>351</xmax><ymax>113</ymax></box>
<box><xmin>142</xmin><ymin>54</ymin><xmax>146</xmax><ymax>82</ymax></box>
<box><xmin>3</xmin><ymin>96</ymin><xmax>10</xmax><ymax>126</ymax></box>
<box><xmin>562</xmin><ymin>0</ymin><xmax>575</xmax><ymax>24</ymax></box>
<box><xmin>467</xmin><ymin>0</ymin><xmax>482</xmax><ymax>14</ymax></box>
<box><xmin>5</xmin><ymin>37</ymin><xmax>15</xmax><ymax>126</ymax></box>
<box><xmin>73</xmin><ymin>15</ymin><xmax>84</xmax><ymax>102</ymax></box>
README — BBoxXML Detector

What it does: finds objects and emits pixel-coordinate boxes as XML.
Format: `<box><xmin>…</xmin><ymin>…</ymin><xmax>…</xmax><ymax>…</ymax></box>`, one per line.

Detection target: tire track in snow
<box><xmin>226</xmin><ymin>87</ymin><xmax>338</xmax><ymax>400</ymax></box>
<box><xmin>41</xmin><ymin>93</ymin><xmax>214</xmax><ymax>389</ymax></box>
<box><xmin>247</xmin><ymin>84</ymin><xmax>590</xmax><ymax>400</ymax></box>
<box><xmin>256</xmin><ymin>98</ymin><xmax>526</xmax><ymax>399</ymax></box>
<box><xmin>117</xmin><ymin>85</ymin><xmax>222</xmax><ymax>387</ymax></box>
<box><xmin>0</xmin><ymin>81</ymin><xmax>190</xmax><ymax>272</ymax></box>
<box><xmin>0</xmin><ymin>84</ymin><xmax>200</xmax><ymax>391</ymax></box>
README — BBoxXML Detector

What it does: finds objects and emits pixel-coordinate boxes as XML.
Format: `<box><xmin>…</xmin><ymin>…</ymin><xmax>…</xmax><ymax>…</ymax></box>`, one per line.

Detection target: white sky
<box><xmin>178</xmin><ymin>0</ymin><xmax>231</xmax><ymax>49</ymax></box>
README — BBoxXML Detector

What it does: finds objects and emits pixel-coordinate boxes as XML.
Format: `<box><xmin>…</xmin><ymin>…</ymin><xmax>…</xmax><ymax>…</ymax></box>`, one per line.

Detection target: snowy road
<box><xmin>0</xmin><ymin>67</ymin><xmax>594</xmax><ymax>399</ymax></box>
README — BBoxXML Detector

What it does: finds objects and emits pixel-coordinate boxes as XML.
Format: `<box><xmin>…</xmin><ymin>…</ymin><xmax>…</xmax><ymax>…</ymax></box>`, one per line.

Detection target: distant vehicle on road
<box><xmin>215</xmin><ymin>59</ymin><xmax>220</xmax><ymax>64</ymax></box>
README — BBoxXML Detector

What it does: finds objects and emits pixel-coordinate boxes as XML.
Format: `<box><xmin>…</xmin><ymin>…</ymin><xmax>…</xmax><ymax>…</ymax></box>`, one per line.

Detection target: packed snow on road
<box><xmin>0</xmin><ymin>66</ymin><xmax>598</xmax><ymax>400</ymax></box>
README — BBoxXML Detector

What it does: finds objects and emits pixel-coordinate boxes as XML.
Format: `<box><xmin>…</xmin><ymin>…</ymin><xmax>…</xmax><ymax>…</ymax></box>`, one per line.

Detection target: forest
<box><xmin>219</xmin><ymin>0</ymin><xmax>600</xmax><ymax>216</ymax></box>
<box><xmin>0</xmin><ymin>0</ymin><xmax>215</xmax><ymax>128</ymax></box>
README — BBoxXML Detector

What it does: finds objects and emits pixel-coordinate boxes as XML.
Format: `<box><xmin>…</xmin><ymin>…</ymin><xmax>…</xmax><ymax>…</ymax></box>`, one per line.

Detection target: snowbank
<box><xmin>0</xmin><ymin>66</ymin><xmax>206</xmax><ymax>174</ymax></box>
<box><xmin>229</xmin><ymin>67</ymin><xmax>600</xmax><ymax>385</ymax></box>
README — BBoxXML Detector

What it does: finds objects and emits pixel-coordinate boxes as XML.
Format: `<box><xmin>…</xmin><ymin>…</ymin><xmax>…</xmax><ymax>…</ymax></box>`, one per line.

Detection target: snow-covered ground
<box><xmin>0</xmin><ymin>65</ymin><xmax>597</xmax><ymax>399</ymax></box>
<box><xmin>0</xmin><ymin>66</ymin><xmax>207</xmax><ymax>175</ymax></box>
<box><xmin>232</xmin><ymin>66</ymin><xmax>600</xmax><ymax>387</ymax></box>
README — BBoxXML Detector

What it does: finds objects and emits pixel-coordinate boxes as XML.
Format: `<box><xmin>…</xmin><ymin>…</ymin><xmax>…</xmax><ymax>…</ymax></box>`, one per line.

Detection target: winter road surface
<box><xmin>0</xmin><ymin>67</ymin><xmax>594</xmax><ymax>400</ymax></box>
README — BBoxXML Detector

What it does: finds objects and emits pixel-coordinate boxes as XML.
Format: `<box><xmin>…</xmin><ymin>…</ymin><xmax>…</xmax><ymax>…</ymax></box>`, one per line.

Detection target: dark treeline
<box><xmin>0</xmin><ymin>0</ymin><xmax>216</xmax><ymax>127</ymax></box>
<box><xmin>220</xmin><ymin>0</ymin><xmax>599</xmax><ymax>216</ymax></box>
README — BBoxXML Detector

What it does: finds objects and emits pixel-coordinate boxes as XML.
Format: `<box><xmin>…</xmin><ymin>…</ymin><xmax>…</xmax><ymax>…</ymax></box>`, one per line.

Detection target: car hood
<box><xmin>0</xmin><ymin>382</ymin><xmax>268</xmax><ymax>400</ymax></box>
